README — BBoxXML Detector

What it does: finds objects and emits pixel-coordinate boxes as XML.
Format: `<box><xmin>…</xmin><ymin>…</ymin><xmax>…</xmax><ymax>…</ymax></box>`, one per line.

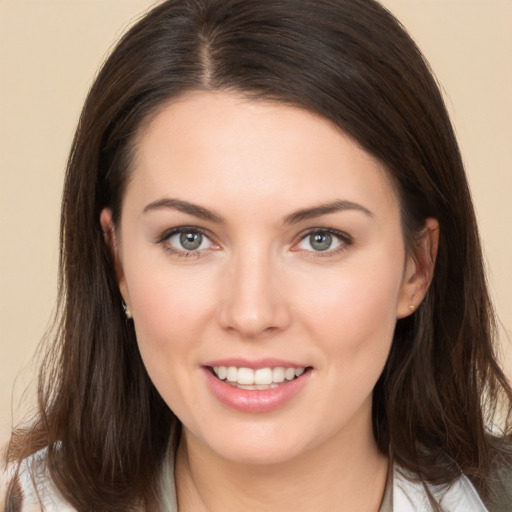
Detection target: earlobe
<box><xmin>100</xmin><ymin>208</ymin><xmax>130</xmax><ymax>307</ymax></box>
<box><xmin>397</xmin><ymin>218</ymin><xmax>439</xmax><ymax>319</ymax></box>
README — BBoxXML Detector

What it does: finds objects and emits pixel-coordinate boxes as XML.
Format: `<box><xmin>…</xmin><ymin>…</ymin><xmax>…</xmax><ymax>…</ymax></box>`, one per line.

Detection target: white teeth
<box><xmin>226</xmin><ymin>366</ymin><xmax>237</xmax><ymax>382</ymax></box>
<box><xmin>212</xmin><ymin>365</ymin><xmax>307</xmax><ymax>387</ymax></box>
<box><xmin>216</xmin><ymin>366</ymin><xmax>227</xmax><ymax>380</ymax></box>
<box><xmin>254</xmin><ymin>368</ymin><xmax>273</xmax><ymax>385</ymax></box>
<box><xmin>237</xmin><ymin>367</ymin><xmax>255</xmax><ymax>385</ymax></box>
<box><xmin>237</xmin><ymin>383</ymin><xmax>279</xmax><ymax>390</ymax></box>
<box><xmin>284</xmin><ymin>368</ymin><xmax>295</xmax><ymax>380</ymax></box>
<box><xmin>272</xmin><ymin>367</ymin><xmax>285</xmax><ymax>382</ymax></box>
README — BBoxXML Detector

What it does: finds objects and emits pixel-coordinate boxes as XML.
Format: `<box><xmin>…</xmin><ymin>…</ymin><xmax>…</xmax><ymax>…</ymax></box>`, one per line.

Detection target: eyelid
<box><xmin>156</xmin><ymin>225</ymin><xmax>207</xmax><ymax>244</ymax></box>
<box><xmin>155</xmin><ymin>226</ymin><xmax>220</xmax><ymax>256</ymax></box>
<box><xmin>155</xmin><ymin>226</ymin><xmax>351</xmax><ymax>258</ymax></box>
<box><xmin>291</xmin><ymin>227</ymin><xmax>352</xmax><ymax>255</ymax></box>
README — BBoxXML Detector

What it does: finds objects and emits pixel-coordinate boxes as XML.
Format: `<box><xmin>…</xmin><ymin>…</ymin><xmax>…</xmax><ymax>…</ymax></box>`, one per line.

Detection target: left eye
<box><xmin>296</xmin><ymin>230</ymin><xmax>346</xmax><ymax>252</ymax></box>
<box><xmin>167</xmin><ymin>229</ymin><xmax>213</xmax><ymax>252</ymax></box>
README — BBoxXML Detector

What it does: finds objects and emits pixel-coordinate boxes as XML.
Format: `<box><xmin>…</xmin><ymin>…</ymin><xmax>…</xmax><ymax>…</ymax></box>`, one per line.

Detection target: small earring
<box><xmin>408</xmin><ymin>304</ymin><xmax>415</xmax><ymax>312</ymax></box>
<box><xmin>122</xmin><ymin>300</ymin><xmax>132</xmax><ymax>319</ymax></box>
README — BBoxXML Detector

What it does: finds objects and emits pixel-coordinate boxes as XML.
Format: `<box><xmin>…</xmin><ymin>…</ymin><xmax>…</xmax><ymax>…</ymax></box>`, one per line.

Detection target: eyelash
<box><xmin>155</xmin><ymin>226</ymin><xmax>352</xmax><ymax>258</ymax></box>
<box><xmin>293</xmin><ymin>228</ymin><xmax>353</xmax><ymax>258</ymax></box>
<box><xmin>156</xmin><ymin>226</ymin><xmax>218</xmax><ymax>258</ymax></box>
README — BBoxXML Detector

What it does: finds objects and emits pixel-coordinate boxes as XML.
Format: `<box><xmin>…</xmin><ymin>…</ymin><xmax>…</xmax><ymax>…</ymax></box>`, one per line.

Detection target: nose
<box><xmin>217</xmin><ymin>249</ymin><xmax>291</xmax><ymax>338</ymax></box>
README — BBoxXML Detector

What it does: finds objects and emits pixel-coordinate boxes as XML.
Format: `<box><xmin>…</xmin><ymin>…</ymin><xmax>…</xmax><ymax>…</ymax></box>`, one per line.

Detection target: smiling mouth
<box><xmin>209</xmin><ymin>366</ymin><xmax>311</xmax><ymax>390</ymax></box>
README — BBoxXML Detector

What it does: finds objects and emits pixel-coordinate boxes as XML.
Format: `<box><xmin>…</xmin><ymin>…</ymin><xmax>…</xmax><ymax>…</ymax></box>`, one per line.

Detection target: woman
<box><xmin>2</xmin><ymin>0</ymin><xmax>511</xmax><ymax>510</ymax></box>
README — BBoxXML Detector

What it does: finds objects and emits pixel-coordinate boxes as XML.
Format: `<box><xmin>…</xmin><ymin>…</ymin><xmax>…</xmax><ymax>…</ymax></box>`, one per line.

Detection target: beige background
<box><xmin>1</xmin><ymin>1</ymin><xmax>511</xmax><ymax>444</ymax></box>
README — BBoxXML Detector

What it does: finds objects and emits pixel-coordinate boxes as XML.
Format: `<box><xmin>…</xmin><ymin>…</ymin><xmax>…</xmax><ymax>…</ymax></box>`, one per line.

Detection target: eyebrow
<box><xmin>143</xmin><ymin>198</ymin><xmax>225</xmax><ymax>223</ymax></box>
<box><xmin>283</xmin><ymin>200</ymin><xmax>374</xmax><ymax>225</ymax></box>
<box><xmin>142</xmin><ymin>197</ymin><xmax>373</xmax><ymax>224</ymax></box>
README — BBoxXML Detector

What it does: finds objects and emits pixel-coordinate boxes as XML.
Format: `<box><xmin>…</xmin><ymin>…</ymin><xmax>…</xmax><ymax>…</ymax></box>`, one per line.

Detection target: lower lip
<box><xmin>203</xmin><ymin>368</ymin><xmax>312</xmax><ymax>413</ymax></box>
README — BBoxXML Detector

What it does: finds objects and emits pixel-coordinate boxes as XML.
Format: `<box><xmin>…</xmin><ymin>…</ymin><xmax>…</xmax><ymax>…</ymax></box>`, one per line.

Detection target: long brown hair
<box><xmin>8</xmin><ymin>0</ymin><xmax>511</xmax><ymax>510</ymax></box>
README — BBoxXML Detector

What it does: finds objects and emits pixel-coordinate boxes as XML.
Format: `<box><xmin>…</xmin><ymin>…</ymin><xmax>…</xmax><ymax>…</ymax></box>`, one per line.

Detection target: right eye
<box><xmin>170</xmin><ymin>230</ymin><xmax>209</xmax><ymax>251</ymax></box>
<box><xmin>158</xmin><ymin>227</ymin><xmax>218</xmax><ymax>256</ymax></box>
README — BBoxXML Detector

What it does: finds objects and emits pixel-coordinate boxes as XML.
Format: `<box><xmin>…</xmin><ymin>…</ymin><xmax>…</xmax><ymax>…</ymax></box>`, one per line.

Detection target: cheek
<box><xmin>123</xmin><ymin>256</ymin><xmax>218</xmax><ymax>394</ymax></box>
<box><xmin>125</xmin><ymin>265</ymin><xmax>218</xmax><ymax>413</ymax></box>
<box><xmin>295</xmin><ymin>256</ymin><xmax>403</xmax><ymax>362</ymax></box>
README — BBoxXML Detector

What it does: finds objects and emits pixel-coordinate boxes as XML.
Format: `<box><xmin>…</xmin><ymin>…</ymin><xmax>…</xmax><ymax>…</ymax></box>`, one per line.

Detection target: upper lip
<box><xmin>203</xmin><ymin>358</ymin><xmax>309</xmax><ymax>369</ymax></box>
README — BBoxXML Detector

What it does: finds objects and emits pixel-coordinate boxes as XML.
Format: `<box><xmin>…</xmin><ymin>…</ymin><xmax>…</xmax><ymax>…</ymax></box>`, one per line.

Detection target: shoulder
<box><xmin>1</xmin><ymin>445</ymin><xmax>21</xmax><ymax>512</ymax></box>
<box><xmin>485</xmin><ymin>465</ymin><xmax>512</xmax><ymax>512</ymax></box>
<box><xmin>1</xmin><ymin>447</ymin><xmax>76</xmax><ymax>512</ymax></box>
<box><xmin>393</xmin><ymin>465</ymin><xmax>490</xmax><ymax>512</ymax></box>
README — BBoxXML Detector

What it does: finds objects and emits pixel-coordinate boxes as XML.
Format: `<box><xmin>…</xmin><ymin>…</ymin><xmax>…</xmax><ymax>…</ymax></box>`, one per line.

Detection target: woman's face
<box><xmin>103</xmin><ymin>91</ymin><xmax>427</xmax><ymax>465</ymax></box>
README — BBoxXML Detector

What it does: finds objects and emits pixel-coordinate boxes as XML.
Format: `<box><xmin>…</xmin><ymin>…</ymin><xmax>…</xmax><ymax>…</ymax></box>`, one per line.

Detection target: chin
<box><xmin>191</xmin><ymin>421</ymin><xmax>320</xmax><ymax>467</ymax></box>
<box><xmin>215</xmin><ymin>442</ymin><xmax>304</xmax><ymax>466</ymax></box>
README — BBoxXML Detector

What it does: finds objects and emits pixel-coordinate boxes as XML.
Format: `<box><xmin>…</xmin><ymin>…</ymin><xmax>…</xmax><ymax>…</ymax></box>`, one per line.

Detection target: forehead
<box><xmin>126</xmin><ymin>91</ymin><xmax>399</xmax><ymax>219</ymax></box>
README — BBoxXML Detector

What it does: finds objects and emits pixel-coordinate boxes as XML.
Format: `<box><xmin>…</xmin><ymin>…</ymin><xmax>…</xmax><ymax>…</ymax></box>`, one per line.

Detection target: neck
<box><xmin>175</xmin><ymin>408</ymin><xmax>388</xmax><ymax>512</ymax></box>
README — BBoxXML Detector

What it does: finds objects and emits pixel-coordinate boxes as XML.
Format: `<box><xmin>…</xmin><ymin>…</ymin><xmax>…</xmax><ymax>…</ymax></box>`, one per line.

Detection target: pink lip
<box><xmin>202</xmin><ymin>366</ymin><xmax>312</xmax><ymax>413</ymax></box>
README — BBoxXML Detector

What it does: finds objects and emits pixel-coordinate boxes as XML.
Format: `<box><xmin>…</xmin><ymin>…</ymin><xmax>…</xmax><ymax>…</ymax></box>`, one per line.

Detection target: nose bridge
<box><xmin>218</xmin><ymin>245</ymin><xmax>289</xmax><ymax>337</ymax></box>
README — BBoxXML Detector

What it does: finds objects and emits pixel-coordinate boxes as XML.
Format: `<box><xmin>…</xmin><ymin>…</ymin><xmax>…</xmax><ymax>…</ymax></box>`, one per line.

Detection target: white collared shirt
<box><xmin>393</xmin><ymin>465</ymin><xmax>488</xmax><ymax>511</ymax></box>
<box><xmin>2</xmin><ymin>449</ymin><xmax>489</xmax><ymax>511</ymax></box>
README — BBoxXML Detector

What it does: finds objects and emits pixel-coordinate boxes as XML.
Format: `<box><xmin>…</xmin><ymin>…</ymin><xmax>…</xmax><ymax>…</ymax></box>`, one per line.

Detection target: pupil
<box><xmin>180</xmin><ymin>232</ymin><xmax>202</xmax><ymax>250</ymax></box>
<box><xmin>311</xmin><ymin>232</ymin><xmax>332</xmax><ymax>251</ymax></box>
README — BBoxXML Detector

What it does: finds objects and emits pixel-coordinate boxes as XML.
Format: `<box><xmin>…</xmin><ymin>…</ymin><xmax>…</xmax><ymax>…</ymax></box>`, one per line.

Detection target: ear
<box><xmin>397</xmin><ymin>218</ymin><xmax>439</xmax><ymax>319</ymax></box>
<box><xmin>100</xmin><ymin>208</ymin><xmax>130</xmax><ymax>308</ymax></box>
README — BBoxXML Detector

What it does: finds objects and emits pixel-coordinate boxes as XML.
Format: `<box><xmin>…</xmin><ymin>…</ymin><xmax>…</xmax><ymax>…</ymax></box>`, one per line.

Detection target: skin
<box><xmin>101</xmin><ymin>91</ymin><xmax>438</xmax><ymax>512</ymax></box>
